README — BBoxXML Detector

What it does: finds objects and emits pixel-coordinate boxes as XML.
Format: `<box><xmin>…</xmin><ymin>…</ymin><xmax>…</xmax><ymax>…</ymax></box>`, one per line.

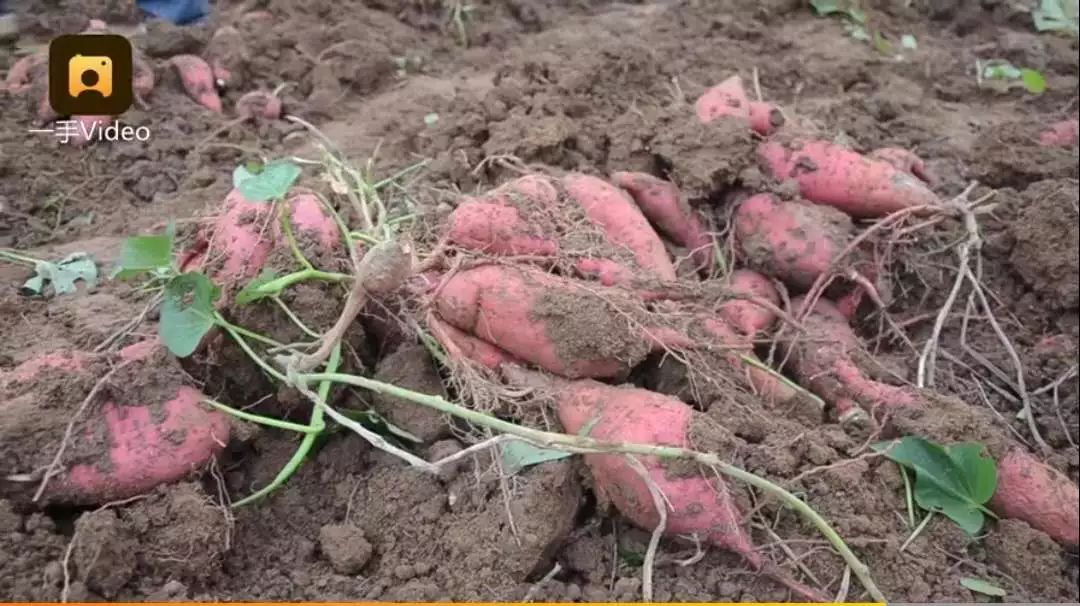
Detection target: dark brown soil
<box><xmin>2</xmin><ymin>0</ymin><xmax>1079</xmax><ymax>602</ymax></box>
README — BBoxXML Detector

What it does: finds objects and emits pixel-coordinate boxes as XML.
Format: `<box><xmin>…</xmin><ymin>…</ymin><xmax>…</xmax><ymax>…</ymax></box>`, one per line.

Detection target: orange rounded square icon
<box><xmin>49</xmin><ymin>34</ymin><xmax>132</xmax><ymax>116</ymax></box>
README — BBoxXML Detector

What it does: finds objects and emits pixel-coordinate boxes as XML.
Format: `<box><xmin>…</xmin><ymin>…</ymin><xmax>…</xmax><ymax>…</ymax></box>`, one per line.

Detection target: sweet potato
<box><xmin>432</xmin><ymin>264</ymin><xmax>682</xmax><ymax>379</ymax></box>
<box><xmin>0</xmin><ymin>340</ymin><xmax>229</xmax><ymax>505</ymax></box>
<box><xmin>748</xmin><ymin>101</ymin><xmax>784</xmax><ymax>136</ymax></box>
<box><xmin>695</xmin><ymin>75</ymin><xmax>751</xmax><ymax>126</ymax></box>
<box><xmin>718</xmin><ymin>269</ymin><xmax>780</xmax><ymax>338</ymax></box>
<box><xmin>562</xmin><ymin>173</ymin><xmax>678</xmax><ymax>282</ymax></box>
<box><xmin>236</xmin><ymin>90</ymin><xmax>283</xmax><ymax>120</ymax></box>
<box><xmin>279</xmin><ymin>192</ymin><xmax>340</xmax><ymax>253</ymax></box>
<box><xmin>447</xmin><ymin>202</ymin><xmax>560</xmax><ymax>257</ymax></box>
<box><xmin>758</xmin><ymin>138</ymin><xmax>941</xmax><ymax>218</ymax></box>
<box><xmin>178</xmin><ymin>188</ymin><xmax>275</xmax><ymax>285</ymax></box>
<box><xmin>610</xmin><ymin>171</ymin><xmax>714</xmax><ymax>273</ymax></box>
<box><xmin>782</xmin><ymin>296</ymin><xmax>917</xmax><ymax>422</ymax></box>
<box><xmin>1039</xmin><ymin>119</ymin><xmax>1079</xmax><ymax>147</ymax></box>
<box><xmin>170</xmin><ymin>55</ymin><xmax>223</xmax><ymax>113</ymax></box>
<box><xmin>733</xmin><ymin>193</ymin><xmax>854</xmax><ymax>291</ymax></box>
<box><xmin>3</xmin><ymin>52</ymin><xmax>46</xmax><ymax>94</ymax></box>
<box><xmin>546</xmin><ymin>375</ymin><xmax>827</xmax><ymax>601</ymax></box>
<box><xmin>869</xmin><ymin>147</ymin><xmax>933</xmax><ymax>184</ymax></box>
<box><xmin>427</xmin><ymin>312</ymin><xmax>521</xmax><ymax>370</ymax></box>
<box><xmin>990</xmin><ymin>447</ymin><xmax>1079</xmax><ymax>546</ymax></box>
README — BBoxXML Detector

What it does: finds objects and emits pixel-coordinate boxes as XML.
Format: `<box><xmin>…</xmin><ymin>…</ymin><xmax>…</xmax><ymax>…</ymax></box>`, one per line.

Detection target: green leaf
<box><xmin>901</xmin><ymin>34</ymin><xmax>918</xmax><ymax>49</ymax></box>
<box><xmin>1033</xmin><ymin>0</ymin><xmax>1079</xmax><ymax>34</ymax></box>
<box><xmin>237</xmin><ymin>160</ymin><xmax>301</xmax><ymax>202</ymax></box>
<box><xmin>501</xmin><ymin>441</ymin><xmax>572</xmax><ymax>475</ymax></box>
<box><xmin>960</xmin><ymin>577</ymin><xmax>1007</xmax><ymax>597</ymax></box>
<box><xmin>114</xmin><ymin>234</ymin><xmax>173</xmax><ymax>279</ymax></box>
<box><xmin>159</xmin><ymin>272</ymin><xmax>220</xmax><ymax>357</ymax></box>
<box><xmin>809</xmin><ymin>0</ymin><xmax>867</xmax><ymax>23</ymax></box>
<box><xmin>1020</xmin><ymin>68</ymin><xmax>1047</xmax><ymax>94</ymax></box>
<box><xmin>873</xmin><ymin>437</ymin><xmax>998</xmax><ymax>535</ymax></box>
<box><xmin>20</xmin><ymin>252</ymin><xmax>98</xmax><ymax>297</ymax></box>
<box><xmin>235</xmin><ymin>268</ymin><xmax>281</xmax><ymax>306</ymax></box>
<box><xmin>982</xmin><ymin>59</ymin><xmax>1022</xmax><ymax>81</ymax></box>
<box><xmin>423</xmin><ymin>112</ymin><xmax>439</xmax><ymax>126</ymax></box>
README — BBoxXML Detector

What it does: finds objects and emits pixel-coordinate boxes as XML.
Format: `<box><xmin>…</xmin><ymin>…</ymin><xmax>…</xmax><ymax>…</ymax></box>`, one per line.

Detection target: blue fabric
<box><xmin>137</xmin><ymin>0</ymin><xmax>208</xmax><ymax>24</ymax></box>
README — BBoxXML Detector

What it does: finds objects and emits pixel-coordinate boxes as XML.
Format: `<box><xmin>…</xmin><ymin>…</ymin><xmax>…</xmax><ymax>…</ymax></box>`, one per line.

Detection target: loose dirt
<box><xmin>2</xmin><ymin>0</ymin><xmax>1078</xmax><ymax>602</ymax></box>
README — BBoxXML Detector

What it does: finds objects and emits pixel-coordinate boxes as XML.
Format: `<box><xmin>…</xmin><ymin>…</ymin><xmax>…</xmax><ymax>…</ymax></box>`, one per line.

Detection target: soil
<box><xmin>2</xmin><ymin>0</ymin><xmax>1079</xmax><ymax>602</ymax></box>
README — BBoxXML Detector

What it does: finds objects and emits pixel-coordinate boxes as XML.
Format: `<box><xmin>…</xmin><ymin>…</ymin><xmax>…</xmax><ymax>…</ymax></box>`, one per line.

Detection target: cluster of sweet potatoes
<box><xmin>423</xmin><ymin>72</ymin><xmax>1080</xmax><ymax>564</ymax></box>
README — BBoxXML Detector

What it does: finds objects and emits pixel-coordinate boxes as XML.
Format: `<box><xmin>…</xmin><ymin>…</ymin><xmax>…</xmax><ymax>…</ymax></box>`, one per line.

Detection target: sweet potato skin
<box><xmin>759</xmin><ymin>139</ymin><xmax>940</xmax><ymax>218</ymax></box>
<box><xmin>1</xmin><ymin>341</ymin><xmax>229</xmax><ymax>505</ymax></box>
<box><xmin>554</xmin><ymin>378</ymin><xmax>759</xmax><ymax>563</ymax></box>
<box><xmin>610</xmin><ymin>171</ymin><xmax>713</xmax><ymax>273</ymax></box>
<box><xmin>432</xmin><ymin>264</ymin><xmax>650</xmax><ymax>379</ymax></box>
<box><xmin>990</xmin><ymin>448</ymin><xmax>1079</xmax><ymax>546</ymax></box>
<box><xmin>446</xmin><ymin>202</ymin><xmax>560</xmax><ymax>257</ymax></box>
<box><xmin>562</xmin><ymin>173</ymin><xmax>678</xmax><ymax>282</ymax></box>
<box><xmin>718</xmin><ymin>269</ymin><xmax>780</xmax><ymax>338</ymax></box>
<box><xmin>1039</xmin><ymin>119</ymin><xmax>1079</xmax><ymax>147</ymax></box>
<box><xmin>170</xmin><ymin>55</ymin><xmax>223</xmax><ymax>113</ymax></box>
<box><xmin>695</xmin><ymin>75</ymin><xmax>751</xmax><ymax>125</ymax></box>
<box><xmin>784</xmin><ymin>297</ymin><xmax>917</xmax><ymax>421</ymax></box>
<box><xmin>733</xmin><ymin>193</ymin><xmax>853</xmax><ymax>292</ymax></box>
<box><xmin>427</xmin><ymin>312</ymin><xmax>521</xmax><ymax>370</ymax></box>
<box><xmin>748</xmin><ymin>101</ymin><xmax>784</xmax><ymax>136</ymax></box>
<box><xmin>869</xmin><ymin>147</ymin><xmax>933</xmax><ymax>184</ymax></box>
<box><xmin>236</xmin><ymin>90</ymin><xmax>283</xmax><ymax>120</ymax></box>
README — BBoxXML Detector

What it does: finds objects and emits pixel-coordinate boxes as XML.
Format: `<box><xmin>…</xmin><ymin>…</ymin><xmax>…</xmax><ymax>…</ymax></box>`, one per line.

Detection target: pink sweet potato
<box><xmin>869</xmin><ymin>147</ymin><xmax>933</xmax><ymax>184</ymax></box>
<box><xmin>758</xmin><ymin>138</ymin><xmax>941</xmax><ymax>218</ymax></box>
<box><xmin>989</xmin><ymin>447</ymin><xmax>1079</xmax><ymax>546</ymax></box>
<box><xmin>236</xmin><ymin>90</ymin><xmax>283</xmax><ymax>120</ymax></box>
<box><xmin>446</xmin><ymin>202</ymin><xmax>560</xmax><ymax>257</ymax></box>
<box><xmin>610</xmin><ymin>171</ymin><xmax>714</xmax><ymax>273</ymax></box>
<box><xmin>1</xmin><ymin>340</ymin><xmax>229</xmax><ymax>505</ymax></box>
<box><xmin>170</xmin><ymin>55</ymin><xmax>223</xmax><ymax>113</ymax></box>
<box><xmin>733</xmin><ymin>193</ymin><xmax>853</xmax><ymax>292</ymax></box>
<box><xmin>427</xmin><ymin>312</ymin><xmax>522</xmax><ymax>370</ymax></box>
<box><xmin>1039</xmin><ymin>119</ymin><xmax>1079</xmax><ymax>147</ymax></box>
<box><xmin>279</xmin><ymin>192</ymin><xmax>341</xmax><ymax>253</ymax></box>
<box><xmin>178</xmin><ymin>186</ymin><xmax>272</xmax><ymax>280</ymax></box>
<box><xmin>748</xmin><ymin>100</ymin><xmax>784</xmax><ymax>136</ymax></box>
<box><xmin>548</xmin><ymin>376</ymin><xmax>827</xmax><ymax>601</ymax></box>
<box><xmin>782</xmin><ymin>296</ymin><xmax>917</xmax><ymax>422</ymax></box>
<box><xmin>718</xmin><ymin>269</ymin><xmax>780</xmax><ymax>338</ymax></box>
<box><xmin>3</xmin><ymin>52</ymin><xmax>46</xmax><ymax>94</ymax></box>
<box><xmin>562</xmin><ymin>173</ymin><xmax>677</xmax><ymax>282</ymax></box>
<box><xmin>432</xmin><ymin>264</ymin><xmax>681</xmax><ymax>379</ymax></box>
<box><xmin>695</xmin><ymin>75</ymin><xmax>751</xmax><ymax>125</ymax></box>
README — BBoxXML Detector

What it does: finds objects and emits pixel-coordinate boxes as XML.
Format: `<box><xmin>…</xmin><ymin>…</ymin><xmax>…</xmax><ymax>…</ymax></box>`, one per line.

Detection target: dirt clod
<box><xmin>318</xmin><ymin>523</ymin><xmax>373</xmax><ymax>575</ymax></box>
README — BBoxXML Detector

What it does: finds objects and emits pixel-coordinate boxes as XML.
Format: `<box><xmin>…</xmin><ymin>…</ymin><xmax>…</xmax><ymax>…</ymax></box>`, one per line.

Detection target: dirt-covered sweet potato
<box><xmin>0</xmin><ymin>340</ymin><xmax>229</xmax><ymax>505</ymax></box>
<box><xmin>733</xmin><ymin>193</ymin><xmax>855</xmax><ymax>292</ymax></box>
<box><xmin>611</xmin><ymin>171</ymin><xmax>714</xmax><ymax>273</ymax></box>
<box><xmin>782</xmin><ymin>296</ymin><xmax>917</xmax><ymax>423</ymax></box>
<box><xmin>431</xmin><ymin>264</ymin><xmax>685</xmax><ymax>379</ymax></box>
<box><xmin>758</xmin><ymin>138</ymin><xmax>941</xmax><ymax>218</ymax></box>
<box><xmin>170</xmin><ymin>55</ymin><xmax>223</xmax><ymax>113</ymax></box>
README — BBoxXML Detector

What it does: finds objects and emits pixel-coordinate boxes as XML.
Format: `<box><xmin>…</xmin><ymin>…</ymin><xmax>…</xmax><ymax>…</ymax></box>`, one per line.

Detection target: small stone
<box><xmin>613</xmin><ymin>576</ymin><xmax>641</xmax><ymax>597</ymax></box>
<box><xmin>43</xmin><ymin>561</ymin><xmax>64</xmax><ymax>587</ymax></box>
<box><xmin>394</xmin><ymin>564</ymin><xmax>415</xmax><ymax>580</ymax></box>
<box><xmin>413</xmin><ymin>561</ymin><xmax>433</xmax><ymax>576</ymax></box>
<box><xmin>318</xmin><ymin>523</ymin><xmax>373</xmax><ymax>575</ymax></box>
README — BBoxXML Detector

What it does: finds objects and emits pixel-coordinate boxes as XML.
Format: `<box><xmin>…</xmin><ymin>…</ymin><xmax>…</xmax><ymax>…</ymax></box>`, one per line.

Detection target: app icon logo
<box><xmin>49</xmin><ymin>34</ymin><xmax>133</xmax><ymax>116</ymax></box>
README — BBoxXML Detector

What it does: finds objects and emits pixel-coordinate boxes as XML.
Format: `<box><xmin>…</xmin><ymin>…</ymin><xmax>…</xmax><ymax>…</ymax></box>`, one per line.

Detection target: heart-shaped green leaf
<box><xmin>160</xmin><ymin>272</ymin><xmax>220</xmax><ymax>357</ymax></box>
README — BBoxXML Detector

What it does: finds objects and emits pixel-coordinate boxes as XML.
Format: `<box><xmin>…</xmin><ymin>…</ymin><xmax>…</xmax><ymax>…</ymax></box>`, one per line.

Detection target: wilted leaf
<box><xmin>809</xmin><ymin>0</ymin><xmax>867</xmax><ymax>23</ymax></box>
<box><xmin>20</xmin><ymin>252</ymin><xmax>98</xmax><ymax>296</ymax></box>
<box><xmin>960</xmin><ymin>577</ymin><xmax>1007</xmax><ymax>597</ymax></box>
<box><xmin>501</xmin><ymin>440</ymin><xmax>572</xmax><ymax>475</ymax></box>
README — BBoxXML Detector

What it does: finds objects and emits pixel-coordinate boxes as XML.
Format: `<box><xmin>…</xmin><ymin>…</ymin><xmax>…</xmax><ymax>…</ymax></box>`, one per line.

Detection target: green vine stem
<box><xmin>296</xmin><ymin>370</ymin><xmax>888</xmax><ymax>603</ymax></box>
<box><xmin>229</xmin><ymin>346</ymin><xmax>341</xmax><ymax>507</ymax></box>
